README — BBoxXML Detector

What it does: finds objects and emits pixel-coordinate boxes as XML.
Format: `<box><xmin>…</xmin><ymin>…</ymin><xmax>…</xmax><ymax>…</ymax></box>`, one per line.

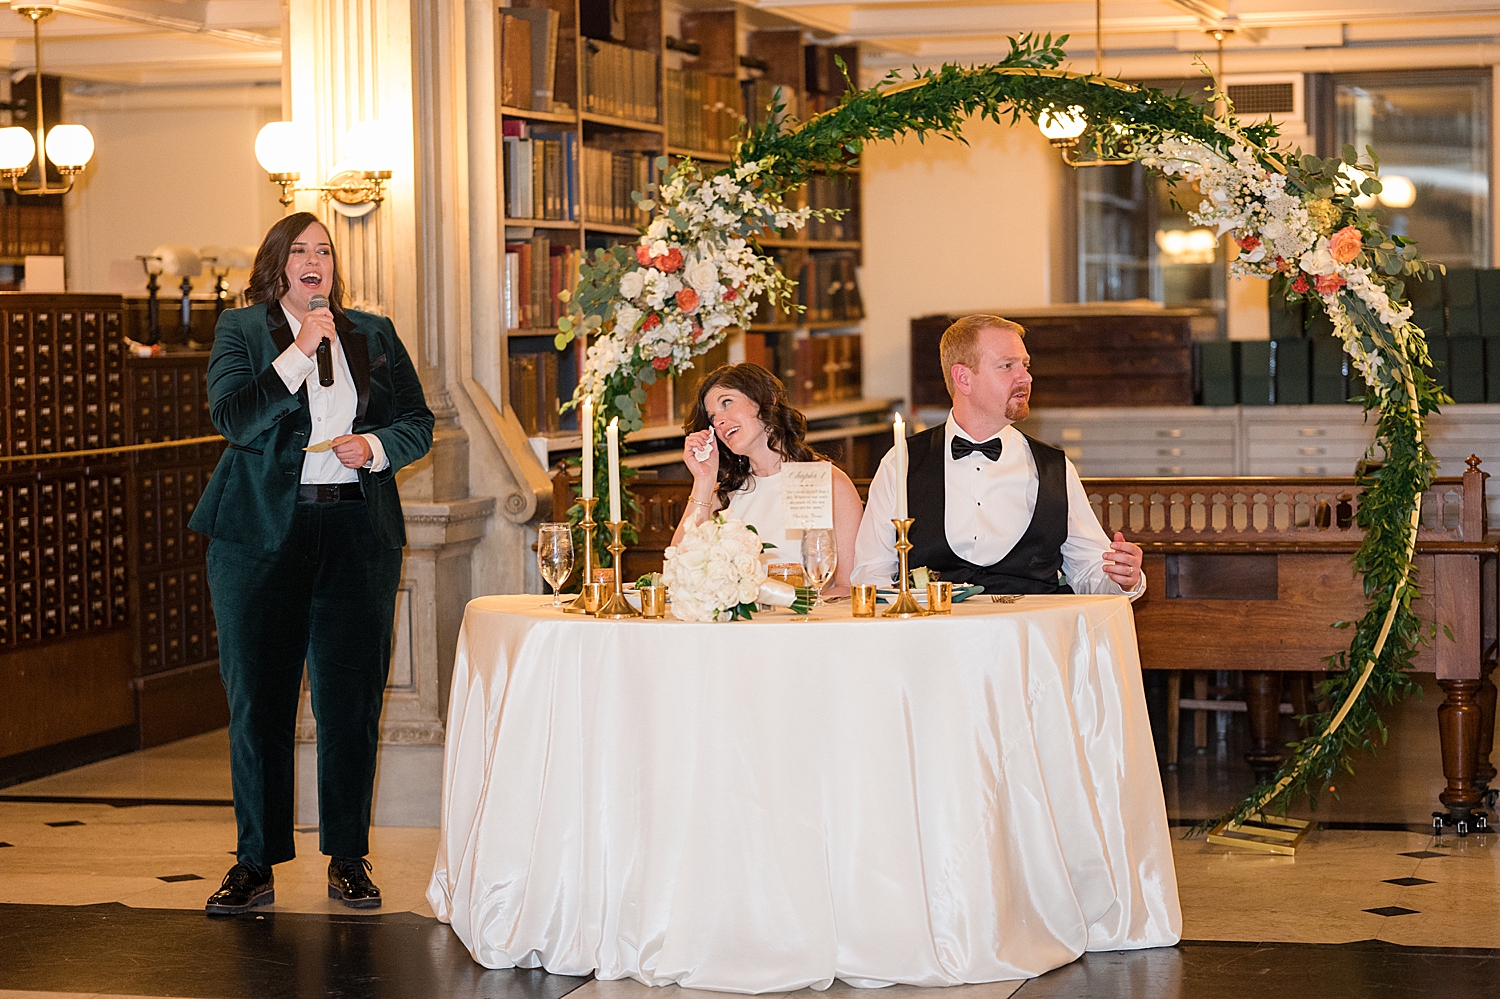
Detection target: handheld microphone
<box><xmin>308</xmin><ymin>294</ymin><xmax>334</xmax><ymax>387</ymax></box>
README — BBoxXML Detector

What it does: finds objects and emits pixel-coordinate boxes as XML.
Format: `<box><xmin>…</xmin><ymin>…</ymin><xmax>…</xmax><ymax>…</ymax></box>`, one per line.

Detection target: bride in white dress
<box><xmin>671</xmin><ymin>363</ymin><xmax>863</xmax><ymax>593</ymax></box>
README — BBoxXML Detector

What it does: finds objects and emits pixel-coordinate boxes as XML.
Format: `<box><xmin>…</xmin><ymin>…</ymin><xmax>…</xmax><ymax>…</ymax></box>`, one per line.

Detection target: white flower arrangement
<box><xmin>1136</xmin><ymin>126</ymin><xmax>1423</xmax><ymax>403</ymax></box>
<box><xmin>558</xmin><ymin>157</ymin><xmax>823</xmax><ymax>427</ymax></box>
<box><xmin>661</xmin><ymin>515</ymin><xmax>770</xmax><ymax>622</ymax></box>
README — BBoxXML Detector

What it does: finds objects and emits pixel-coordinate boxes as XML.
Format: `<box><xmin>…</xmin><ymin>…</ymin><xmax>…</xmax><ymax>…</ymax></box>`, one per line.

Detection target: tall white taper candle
<box><xmin>607</xmin><ymin>417</ymin><xmax>621</xmax><ymax>523</ymax></box>
<box><xmin>581</xmin><ymin>396</ymin><xmax>594</xmax><ymax>500</ymax></box>
<box><xmin>893</xmin><ymin>413</ymin><xmax>908</xmax><ymax>520</ymax></box>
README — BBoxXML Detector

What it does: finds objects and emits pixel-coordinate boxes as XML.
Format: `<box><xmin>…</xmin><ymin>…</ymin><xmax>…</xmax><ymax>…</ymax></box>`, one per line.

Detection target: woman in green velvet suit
<box><xmin>190</xmin><ymin>212</ymin><xmax>433</xmax><ymax>916</ymax></box>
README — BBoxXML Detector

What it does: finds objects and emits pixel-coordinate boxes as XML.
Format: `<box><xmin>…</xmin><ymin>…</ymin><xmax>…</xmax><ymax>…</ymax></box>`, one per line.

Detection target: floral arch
<box><xmin>551</xmin><ymin>34</ymin><xmax>1445</xmax><ymax>828</ymax></box>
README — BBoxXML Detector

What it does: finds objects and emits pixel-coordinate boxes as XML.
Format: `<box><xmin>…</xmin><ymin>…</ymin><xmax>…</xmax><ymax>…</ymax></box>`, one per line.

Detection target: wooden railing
<box><xmin>1082</xmin><ymin>457</ymin><xmax>1486</xmax><ymax>546</ymax></box>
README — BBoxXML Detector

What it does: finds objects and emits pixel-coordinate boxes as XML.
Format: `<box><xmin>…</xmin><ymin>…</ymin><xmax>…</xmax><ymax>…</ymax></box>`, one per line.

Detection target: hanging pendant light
<box><xmin>0</xmin><ymin>4</ymin><xmax>96</xmax><ymax>195</ymax></box>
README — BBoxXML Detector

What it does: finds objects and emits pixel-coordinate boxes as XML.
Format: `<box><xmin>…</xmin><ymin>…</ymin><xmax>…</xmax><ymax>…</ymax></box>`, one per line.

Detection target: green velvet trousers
<box><xmin>208</xmin><ymin>499</ymin><xmax>404</xmax><ymax>868</ymax></box>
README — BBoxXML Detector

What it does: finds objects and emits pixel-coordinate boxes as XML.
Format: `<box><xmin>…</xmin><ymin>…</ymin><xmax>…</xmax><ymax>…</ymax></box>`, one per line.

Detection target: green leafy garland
<box><xmin>556</xmin><ymin>34</ymin><xmax>1441</xmax><ymax>825</ymax></box>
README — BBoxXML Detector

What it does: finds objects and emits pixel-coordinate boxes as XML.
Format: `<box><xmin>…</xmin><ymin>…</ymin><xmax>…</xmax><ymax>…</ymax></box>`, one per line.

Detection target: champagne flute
<box><xmin>801</xmin><ymin>528</ymin><xmax>837</xmax><ymax>617</ymax></box>
<box><xmin>537</xmin><ymin>523</ymin><xmax>575</xmax><ymax>608</ymax></box>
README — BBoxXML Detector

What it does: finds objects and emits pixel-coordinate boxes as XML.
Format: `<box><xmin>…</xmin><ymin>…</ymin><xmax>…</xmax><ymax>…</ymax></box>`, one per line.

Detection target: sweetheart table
<box><xmin>427</xmin><ymin>594</ymin><xmax>1181</xmax><ymax>992</ymax></box>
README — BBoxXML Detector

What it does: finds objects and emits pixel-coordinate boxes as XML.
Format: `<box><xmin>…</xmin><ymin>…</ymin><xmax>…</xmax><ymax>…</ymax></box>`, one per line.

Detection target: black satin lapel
<box><xmin>338</xmin><ymin>313</ymin><xmax>371</xmax><ymax>424</ymax></box>
<box><xmin>266</xmin><ymin>301</ymin><xmax>295</xmax><ymax>354</ymax></box>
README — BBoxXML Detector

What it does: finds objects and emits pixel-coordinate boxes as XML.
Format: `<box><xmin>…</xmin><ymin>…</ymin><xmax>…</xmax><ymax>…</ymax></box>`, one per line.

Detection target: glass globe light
<box><xmin>45</xmin><ymin>124</ymin><xmax>94</xmax><ymax>170</ymax></box>
<box><xmin>1378</xmin><ymin>175</ymin><xmax>1417</xmax><ymax>209</ymax></box>
<box><xmin>1038</xmin><ymin>106</ymin><xmax>1088</xmax><ymax>142</ymax></box>
<box><xmin>0</xmin><ymin>126</ymin><xmax>36</xmax><ymax>172</ymax></box>
<box><xmin>341</xmin><ymin>119</ymin><xmax>396</xmax><ymax>173</ymax></box>
<box><xmin>254</xmin><ymin>121</ymin><xmax>305</xmax><ymax>176</ymax></box>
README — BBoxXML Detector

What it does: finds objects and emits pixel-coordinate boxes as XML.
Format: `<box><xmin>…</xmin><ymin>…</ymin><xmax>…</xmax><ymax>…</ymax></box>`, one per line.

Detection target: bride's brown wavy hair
<box><xmin>684</xmin><ymin>362</ymin><xmax>827</xmax><ymax>510</ymax></box>
<box><xmin>245</xmin><ymin>211</ymin><xmax>347</xmax><ymax>317</ymax></box>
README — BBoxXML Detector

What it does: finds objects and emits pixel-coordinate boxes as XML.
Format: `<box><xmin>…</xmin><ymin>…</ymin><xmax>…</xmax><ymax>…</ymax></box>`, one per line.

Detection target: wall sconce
<box><xmin>0</xmin><ymin>6</ymin><xmax>95</xmax><ymax>196</ymax></box>
<box><xmin>255</xmin><ymin>119</ymin><xmax>395</xmax><ymax>218</ymax></box>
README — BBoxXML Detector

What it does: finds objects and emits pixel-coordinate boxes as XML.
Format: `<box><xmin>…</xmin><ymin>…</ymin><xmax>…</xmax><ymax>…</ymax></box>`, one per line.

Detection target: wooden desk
<box><xmin>1085</xmin><ymin>461</ymin><xmax>1497</xmax><ymax>824</ymax></box>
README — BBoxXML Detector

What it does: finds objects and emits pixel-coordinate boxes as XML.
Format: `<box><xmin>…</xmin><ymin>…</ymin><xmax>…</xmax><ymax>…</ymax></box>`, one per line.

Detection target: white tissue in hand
<box><xmin>692</xmin><ymin>444</ymin><xmax>714</xmax><ymax>462</ymax></box>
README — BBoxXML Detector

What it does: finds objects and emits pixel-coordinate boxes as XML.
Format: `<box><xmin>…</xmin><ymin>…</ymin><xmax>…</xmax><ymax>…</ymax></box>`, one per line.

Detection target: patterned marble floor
<box><xmin>2</xmin><ymin>679</ymin><xmax>1497</xmax><ymax>998</ymax></box>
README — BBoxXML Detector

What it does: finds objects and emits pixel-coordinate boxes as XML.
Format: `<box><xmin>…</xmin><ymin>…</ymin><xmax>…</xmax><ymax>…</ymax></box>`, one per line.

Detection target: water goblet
<box><xmin>537</xmin><ymin>523</ymin><xmax>575</xmax><ymax>608</ymax></box>
<box><xmin>801</xmin><ymin>528</ymin><xmax>837</xmax><ymax>617</ymax></box>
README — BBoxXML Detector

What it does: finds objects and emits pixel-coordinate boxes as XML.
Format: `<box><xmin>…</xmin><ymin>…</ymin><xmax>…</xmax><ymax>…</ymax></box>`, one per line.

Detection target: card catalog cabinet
<box><xmin>124</xmin><ymin>348</ymin><xmax>227</xmax><ymax>748</ymax></box>
<box><xmin>1</xmin><ymin>297</ymin><xmax>228</xmax><ymax>785</ymax></box>
<box><xmin>1018</xmin><ymin>403</ymin><xmax>1500</xmax><ymax>525</ymax></box>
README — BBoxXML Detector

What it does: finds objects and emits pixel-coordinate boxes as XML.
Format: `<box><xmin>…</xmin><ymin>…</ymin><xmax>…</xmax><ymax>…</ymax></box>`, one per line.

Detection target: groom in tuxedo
<box><xmin>851</xmin><ymin>314</ymin><xmax>1144</xmax><ymax>596</ymax></box>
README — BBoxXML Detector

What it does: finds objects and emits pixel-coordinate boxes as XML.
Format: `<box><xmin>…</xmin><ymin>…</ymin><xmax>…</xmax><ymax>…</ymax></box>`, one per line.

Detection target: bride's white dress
<box><xmin>722</xmin><ymin>470</ymin><xmax>795</xmax><ymax>563</ymax></box>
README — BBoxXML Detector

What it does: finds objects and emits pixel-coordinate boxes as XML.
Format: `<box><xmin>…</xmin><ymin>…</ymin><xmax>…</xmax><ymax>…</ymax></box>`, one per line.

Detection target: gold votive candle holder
<box><xmin>582</xmin><ymin>581</ymin><xmax>607</xmax><ymax>614</ymax></box>
<box><xmin>639</xmin><ymin>585</ymin><xmax>667</xmax><ymax>619</ymax></box>
<box><xmin>851</xmin><ymin>584</ymin><xmax>878</xmax><ymax>618</ymax></box>
<box><xmin>592</xmin><ymin>567</ymin><xmax>615</xmax><ymax>589</ymax></box>
<box><xmin>768</xmin><ymin>562</ymin><xmax>805</xmax><ymax>588</ymax></box>
<box><xmin>926</xmin><ymin>580</ymin><xmax>953</xmax><ymax>615</ymax></box>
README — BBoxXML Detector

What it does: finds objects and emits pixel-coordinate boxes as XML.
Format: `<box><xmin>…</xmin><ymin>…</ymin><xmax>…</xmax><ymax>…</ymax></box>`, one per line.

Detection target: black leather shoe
<box><xmin>205</xmin><ymin>862</ymin><xmax>274</xmax><ymax>916</ymax></box>
<box><xmin>327</xmin><ymin>856</ymin><xmax>382</xmax><ymax>909</ymax></box>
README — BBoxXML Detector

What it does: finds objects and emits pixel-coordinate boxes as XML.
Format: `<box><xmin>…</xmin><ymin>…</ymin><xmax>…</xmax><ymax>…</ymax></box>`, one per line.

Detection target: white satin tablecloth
<box><xmin>427</xmin><ymin>594</ymin><xmax>1180</xmax><ymax>993</ymax></box>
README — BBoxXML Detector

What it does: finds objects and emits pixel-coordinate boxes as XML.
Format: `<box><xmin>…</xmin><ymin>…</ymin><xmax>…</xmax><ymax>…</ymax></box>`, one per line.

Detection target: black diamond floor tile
<box><xmin>1398</xmin><ymin>851</ymin><xmax>1446</xmax><ymax>859</ymax></box>
<box><xmin>1365</xmin><ymin>906</ymin><xmax>1420</xmax><ymax>917</ymax></box>
<box><xmin>156</xmin><ymin>873</ymin><xmax>204</xmax><ymax>883</ymax></box>
<box><xmin>44</xmin><ymin>820</ymin><xmax>83</xmax><ymax>828</ymax></box>
<box><xmin>1384</xmin><ymin>877</ymin><xmax>1436</xmax><ymax>887</ymax></box>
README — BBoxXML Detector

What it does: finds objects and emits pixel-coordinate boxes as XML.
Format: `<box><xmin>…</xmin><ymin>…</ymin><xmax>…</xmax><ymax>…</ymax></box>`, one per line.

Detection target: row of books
<box><xmin>665</xmin><ymin>70</ymin><xmax>743</xmax><ymax>155</ymax></box>
<box><xmin>0</xmin><ymin>204</ymin><xmax>64</xmax><ymax>258</ymax></box>
<box><xmin>581</xmin><ymin>148</ymin><xmax>654</xmax><ymax>227</ymax></box>
<box><xmin>503</xmin><ymin>236</ymin><xmax>581</xmax><ymax>330</ymax></box>
<box><xmin>498</xmin><ymin>6</ymin><xmax>565</xmax><ymax>113</ymax></box>
<box><xmin>509</xmin><ymin>350</ymin><xmax>561</xmax><ymax>435</ymax></box>
<box><xmin>804</xmin><ymin>174</ymin><xmax>860</xmax><ymax>242</ymax></box>
<box><xmin>755</xmin><ymin>251</ymin><xmax>864</xmax><ymax>325</ymax></box>
<box><xmin>583</xmin><ymin>39</ymin><xmax>659</xmax><ymax>123</ymax></box>
<box><xmin>1201</xmin><ymin>334</ymin><xmax>1500</xmax><ymax>406</ymax></box>
<box><xmin>502</xmin><ymin>121</ymin><xmax>577</xmax><ymax>221</ymax></box>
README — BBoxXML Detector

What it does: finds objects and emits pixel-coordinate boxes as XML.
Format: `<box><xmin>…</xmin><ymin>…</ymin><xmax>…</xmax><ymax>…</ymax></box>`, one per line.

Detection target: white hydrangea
<box><xmin>661</xmin><ymin>516</ymin><xmax>768</xmax><ymax>622</ymax></box>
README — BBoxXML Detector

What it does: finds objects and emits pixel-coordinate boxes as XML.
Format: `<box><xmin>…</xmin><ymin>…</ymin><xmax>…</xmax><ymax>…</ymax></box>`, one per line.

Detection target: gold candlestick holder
<box><xmin>563</xmin><ymin>496</ymin><xmax>598</xmax><ymax>614</ymax></box>
<box><xmin>883</xmin><ymin>517</ymin><xmax>926</xmax><ymax>618</ymax></box>
<box><xmin>595</xmin><ymin>520</ymin><xmax>640</xmax><ymax>619</ymax></box>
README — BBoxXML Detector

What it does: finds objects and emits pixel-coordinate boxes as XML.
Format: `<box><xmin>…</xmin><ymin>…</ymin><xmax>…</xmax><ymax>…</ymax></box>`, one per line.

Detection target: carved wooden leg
<box><xmin>1438</xmin><ymin>678</ymin><xmax>1485</xmax><ymax>820</ymax></box>
<box><xmin>1245</xmin><ymin>671</ymin><xmax>1283</xmax><ymax>778</ymax></box>
<box><xmin>1475</xmin><ymin>660</ymin><xmax>1497</xmax><ymax>792</ymax></box>
<box><xmin>1166</xmin><ymin>671</ymin><xmax>1181</xmax><ymax>769</ymax></box>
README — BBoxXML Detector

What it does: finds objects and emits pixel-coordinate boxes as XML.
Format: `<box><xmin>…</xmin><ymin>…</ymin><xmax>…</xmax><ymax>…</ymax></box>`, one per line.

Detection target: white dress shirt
<box><xmin>271</xmin><ymin>310</ymin><xmax>389</xmax><ymax>485</ymax></box>
<box><xmin>852</xmin><ymin>414</ymin><xmax>1145</xmax><ymax>600</ymax></box>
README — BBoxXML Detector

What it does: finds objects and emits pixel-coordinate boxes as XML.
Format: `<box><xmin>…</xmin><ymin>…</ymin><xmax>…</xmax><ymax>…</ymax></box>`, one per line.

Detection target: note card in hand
<box><xmin>303</xmin><ymin>440</ymin><xmax>335</xmax><ymax>453</ymax></box>
<box><xmin>781</xmin><ymin>461</ymin><xmax>834</xmax><ymax>530</ymax></box>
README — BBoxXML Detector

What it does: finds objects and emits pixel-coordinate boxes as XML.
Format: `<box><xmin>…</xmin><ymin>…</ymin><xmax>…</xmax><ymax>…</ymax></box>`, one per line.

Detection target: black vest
<box><xmin>906</xmin><ymin>426</ymin><xmax>1073</xmax><ymax>594</ymax></box>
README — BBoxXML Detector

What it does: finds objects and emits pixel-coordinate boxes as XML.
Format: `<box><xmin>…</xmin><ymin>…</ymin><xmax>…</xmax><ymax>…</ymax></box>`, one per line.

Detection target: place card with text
<box><xmin>781</xmin><ymin>461</ymin><xmax>834</xmax><ymax>530</ymax></box>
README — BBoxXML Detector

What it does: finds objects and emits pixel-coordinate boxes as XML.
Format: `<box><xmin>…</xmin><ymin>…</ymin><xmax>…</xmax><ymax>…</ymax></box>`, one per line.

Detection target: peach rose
<box><xmin>652</xmin><ymin>356</ymin><xmax>670</xmax><ymax>371</ymax></box>
<box><xmin>676</xmin><ymin>288</ymin><xmax>700</xmax><ymax>313</ymax></box>
<box><xmin>1314</xmin><ymin>273</ymin><xmax>1346</xmax><ymax>295</ymax></box>
<box><xmin>635</xmin><ymin>245</ymin><xmax>653</xmax><ymax>266</ymax></box>
<box><xmin>656</xmin><ymin>248</ymin><xmax>684</xmax><ymax>273</ymax></box>
<box><xmin>1329</xmin><ymin>225</ymin><xmax>1363</xmax><ymax>265</ymax></box>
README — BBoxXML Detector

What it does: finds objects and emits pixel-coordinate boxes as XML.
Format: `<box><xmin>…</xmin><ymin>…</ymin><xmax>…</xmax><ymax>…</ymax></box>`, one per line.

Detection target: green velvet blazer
<box><xmin>187</xmin><ymin>301</ymin><xmax>434</xmax><ymax>551</ymax></box>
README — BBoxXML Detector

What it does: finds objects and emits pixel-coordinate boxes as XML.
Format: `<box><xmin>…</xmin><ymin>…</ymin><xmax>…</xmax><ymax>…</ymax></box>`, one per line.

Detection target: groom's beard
<box><xmin>1005</xmin><ymin>391</ymin><xmax>1031</xmax><ymax>422</ymax></box>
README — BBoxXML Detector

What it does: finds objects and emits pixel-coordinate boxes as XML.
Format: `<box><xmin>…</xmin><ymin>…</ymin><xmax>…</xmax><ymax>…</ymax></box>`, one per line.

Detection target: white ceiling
<box><xmin>0</xmin><ymin>1</ymin><xmax>278</xmax><ymax>85</ymax></box>
<box><xmin>0</xmin><ymin>0</ymin><xmax>1497</xmax><ymax>87</ymax></box>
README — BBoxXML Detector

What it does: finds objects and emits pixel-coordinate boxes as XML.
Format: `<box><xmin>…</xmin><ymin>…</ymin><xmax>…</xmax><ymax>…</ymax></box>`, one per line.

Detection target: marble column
<box><xmin>283</xmin><ymin>0</ymin><xmax>506</xmax><ymax>827</ymax></box>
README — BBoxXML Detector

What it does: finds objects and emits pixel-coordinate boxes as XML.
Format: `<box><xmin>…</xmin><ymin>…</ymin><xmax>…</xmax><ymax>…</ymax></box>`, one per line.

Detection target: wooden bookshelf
<box><xmin>496</xmin><ymin>0</ymin><xmax>873</xmax><ymax>471</ymax></box>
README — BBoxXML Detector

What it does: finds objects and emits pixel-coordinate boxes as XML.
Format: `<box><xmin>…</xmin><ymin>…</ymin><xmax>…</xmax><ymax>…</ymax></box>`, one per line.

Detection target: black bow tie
<box><xmin>952</xmin><ymin>436</ymin><xmax>1004</xmax><ymax>462</ymax></box>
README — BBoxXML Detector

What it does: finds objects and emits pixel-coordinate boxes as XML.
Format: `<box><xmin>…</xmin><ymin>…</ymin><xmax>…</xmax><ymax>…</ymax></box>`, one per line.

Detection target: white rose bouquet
<box><xmin>661</xmin><ymin>516</ymin><xmax>770</xmax><ymax>622</ymax></box>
